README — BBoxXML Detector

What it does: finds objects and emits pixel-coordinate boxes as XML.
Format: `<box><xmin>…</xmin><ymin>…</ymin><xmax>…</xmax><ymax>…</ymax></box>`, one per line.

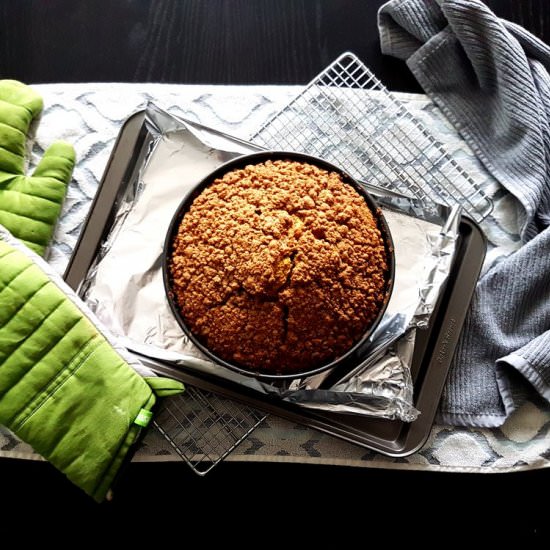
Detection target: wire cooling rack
<box><xmin>153</xmin><ymin>51</ymin><xmax>492</xmax><ymax>476</ymax></box>
<box><xmin>251</xmin><ymin>52</ymin><xmax>493</xmax><ymax>222</ymax></box>
<box><xmin>154</xmin><ymin>387</ymin><xmax>265</xmax><ymax>475</ymax></box>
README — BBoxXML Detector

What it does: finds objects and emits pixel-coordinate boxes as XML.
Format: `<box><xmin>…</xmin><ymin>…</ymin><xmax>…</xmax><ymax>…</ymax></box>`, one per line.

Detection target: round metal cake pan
<box><xmin>163</xmin><ymin>150</ymin><xmax>395</xmax><ymax>380</ymax></box>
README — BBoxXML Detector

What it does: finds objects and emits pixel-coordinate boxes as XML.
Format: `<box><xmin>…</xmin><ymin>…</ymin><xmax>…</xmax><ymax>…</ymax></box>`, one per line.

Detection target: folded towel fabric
<box><xmin>378</xmin><ymin>0</ymin><xmax>550</xmax><ymax>427</ymax></box>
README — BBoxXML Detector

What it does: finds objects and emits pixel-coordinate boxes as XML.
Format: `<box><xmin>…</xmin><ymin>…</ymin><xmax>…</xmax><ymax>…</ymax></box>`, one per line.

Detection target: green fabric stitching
<box><xmin>0</xmin><ymin>80</ymin><xmax>75</xmax><ymax>255</ymax></box>
<box><xmin>14</xmin><ymin>335</ymin><xmax>102</xmax><ymax>430</ymax></box>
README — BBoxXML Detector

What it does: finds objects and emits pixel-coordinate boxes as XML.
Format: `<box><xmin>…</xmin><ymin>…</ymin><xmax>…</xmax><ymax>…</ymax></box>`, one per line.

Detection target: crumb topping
<box><xmin>169</xmin><ymin>159</ymin><xmax>388</xmax><ymax>374</ymax></box>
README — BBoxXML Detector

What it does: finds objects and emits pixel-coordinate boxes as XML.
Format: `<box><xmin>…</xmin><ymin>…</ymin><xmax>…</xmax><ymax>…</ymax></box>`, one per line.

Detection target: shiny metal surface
<box><xmin>81</xmin><ymin>104</ymin><xmax>459</xmax><ymax>422</ymax></box>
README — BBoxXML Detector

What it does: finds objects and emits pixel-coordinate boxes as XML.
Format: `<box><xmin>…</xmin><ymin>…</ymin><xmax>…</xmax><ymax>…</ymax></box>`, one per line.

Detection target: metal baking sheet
<box><xmin>65</xmin><ymin>111</ymin><xmax>486</xmax><ymax>456</ymax></box>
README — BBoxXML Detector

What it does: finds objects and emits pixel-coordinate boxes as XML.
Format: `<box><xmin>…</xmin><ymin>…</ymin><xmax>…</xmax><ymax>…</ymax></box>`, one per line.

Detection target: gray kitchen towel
<box><xmin>378</xmin><ymin>0</ymin><xmax>550</xmax><ymax>427</ymax></box>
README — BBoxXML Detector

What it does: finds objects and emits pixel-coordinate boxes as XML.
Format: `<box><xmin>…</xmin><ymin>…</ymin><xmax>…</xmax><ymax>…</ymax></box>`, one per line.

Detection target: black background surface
<box><xmin>0</xmin><ymin>1</ymin><xmax>548</xmax><ymax>537</ymax></box>
<box><xmin>0</xmin><ymin>0</ymin><xmax>548</xmax><ymax>89</ymax></box>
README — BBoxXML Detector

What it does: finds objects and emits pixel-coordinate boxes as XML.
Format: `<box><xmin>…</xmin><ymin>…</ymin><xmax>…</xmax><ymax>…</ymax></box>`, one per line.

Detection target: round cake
<box><xmin>168</xmin><ymin>159</ymin><xmax>389</xmax><ymax>375</ymax></box>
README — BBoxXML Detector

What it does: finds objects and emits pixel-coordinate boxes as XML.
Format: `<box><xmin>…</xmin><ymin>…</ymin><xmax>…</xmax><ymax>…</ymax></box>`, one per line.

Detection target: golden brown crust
<box><xmin>169</xmin><ymin>159</ymin><xmax>388</xmax><ymax>374</ymax></box>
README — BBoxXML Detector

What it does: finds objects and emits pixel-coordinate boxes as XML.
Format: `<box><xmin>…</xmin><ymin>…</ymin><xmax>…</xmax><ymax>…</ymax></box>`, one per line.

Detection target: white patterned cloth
<box><xmin>1</xmin><ymin>83</ymin><xmax>549</xmax><ymax>472</ymax></box>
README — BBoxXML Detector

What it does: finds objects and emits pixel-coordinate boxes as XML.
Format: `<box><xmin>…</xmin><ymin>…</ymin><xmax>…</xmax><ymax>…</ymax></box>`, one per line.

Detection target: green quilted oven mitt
<box><xmin>0</xmin><ymin>226</ymin><xmax>184</xmax><ymax>501</ymax></box>
<box><xmin>0</xmin><ymin>79</ymin><xmax>75</xmax><ymax>256</ymax></box>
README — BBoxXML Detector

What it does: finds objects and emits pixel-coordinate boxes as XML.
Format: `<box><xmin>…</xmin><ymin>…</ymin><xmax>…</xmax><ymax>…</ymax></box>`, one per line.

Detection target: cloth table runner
<box><xmin>0</xmin><ymin>83</ymin><xmax>549</xmax><ymax>472</ymax></box>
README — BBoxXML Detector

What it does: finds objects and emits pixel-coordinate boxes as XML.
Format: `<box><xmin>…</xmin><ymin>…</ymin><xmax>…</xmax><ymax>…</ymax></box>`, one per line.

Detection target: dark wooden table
<box><xmin>0</xmin><ymin>0</ymin><xmax>548</xmax><ymax>537</ymax></box>
<box><xmin>1</xmin><ymin>0</ymin><xmax>549</xmax><ymax>90</ymax></box>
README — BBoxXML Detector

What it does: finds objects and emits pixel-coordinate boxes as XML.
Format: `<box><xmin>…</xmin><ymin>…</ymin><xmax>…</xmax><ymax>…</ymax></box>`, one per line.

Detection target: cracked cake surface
<box><xmin>168</xmin><ymin>158</ymin><xmax>389</xmax><ymax>374</ymax></box>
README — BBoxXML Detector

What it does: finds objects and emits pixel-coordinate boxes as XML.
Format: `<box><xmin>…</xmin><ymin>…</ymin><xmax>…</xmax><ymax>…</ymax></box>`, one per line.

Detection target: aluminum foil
<box><xmin>81</xmin><ymin>104</ymin><xmax>460</xmax><ymax>422</ymax></box>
